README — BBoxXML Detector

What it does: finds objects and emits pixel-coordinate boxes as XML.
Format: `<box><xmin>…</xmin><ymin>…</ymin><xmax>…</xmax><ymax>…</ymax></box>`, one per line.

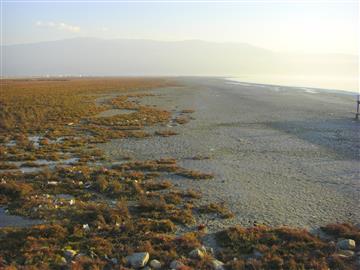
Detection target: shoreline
<box><xmin>99</xmin><ymin>77</ymin><xmax>359</xmax><ymax>231</ymax></box>
<box><xmin>225</xmin><ymin>76</ymin><xmax>359</xmax><ymax>95</ymax></box>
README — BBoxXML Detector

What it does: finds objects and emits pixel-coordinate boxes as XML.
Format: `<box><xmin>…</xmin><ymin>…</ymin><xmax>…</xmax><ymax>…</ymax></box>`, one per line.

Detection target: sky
<box><xmin>1</xmin><ymin>0</ymin><xmax>359</xmax><ymax>54</ymax></box>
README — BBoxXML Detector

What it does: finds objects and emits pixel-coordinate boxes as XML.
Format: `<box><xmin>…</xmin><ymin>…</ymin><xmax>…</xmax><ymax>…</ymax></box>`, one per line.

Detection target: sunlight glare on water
<box><xmin>227</xmin><ymin>75</ymin><xmax>359</xmax><ymax>94</ymax></box>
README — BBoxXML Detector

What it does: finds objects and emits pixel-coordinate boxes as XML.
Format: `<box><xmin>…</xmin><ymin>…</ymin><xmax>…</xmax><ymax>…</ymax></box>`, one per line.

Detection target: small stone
<box><xmin>126</xmin><ymin>252</ymin><xmax>150</xmax><ymax>268</ymax></box>
<box><xmin>170</xmin><ymin>260</ymin><xmax>184</xmax><ymax>269</ymax></box>
<box><xmin>47</xmin><ymin>181</ymin><xmax>58</xmax><ymax>186</ymax></box>
<box><xmin>64</xmin><ymin>249</ymin><xmax>77</xmax><ymax>259</ymax></box>
<box><xmin>337</xmin><ymin>250</ymin><xmax>355</xmax><ymax>258</ymax></box>
<box><xmin>336</xmin><ymin>239</ymin><xmax>356</xmax><ymax>250</ymax></box>
<box><xmin>82</xmin><ymin>224</ymin><xmax>90</xmax><ymax>231</ymax></box>
<box><xmin>199</xmin><ymin>246</ymin><xmax>207</xmax><ymax>254</ymax></box>
<box><xmin>149</xmin><ymin>259</ymin><xmax>161</xmax><ymax>269</ymax></box>
<box><xmin>84</xmin><ymin>183</ymin><xmax>92</xmax><ymax>188</ymax></box>
<box><xmin>189</xmin><ymin>248</ymin><xmax>205</xmax><ymax>259</ymax></box>
<box><xmin>141</xmin><ymin>267</ymin><xmax>151</xmax><ymax>270</ymax></box>
<box><xmin>212</xmin><ymin>259</ymin><xmax>225</xmax><ymax>270</ymax></box>
<box><xmin>74</xmin><ymin>253</ymin><xmax>86</xmax><ymax>262</ymax></box>
<box><xmin>111</xmin><ymin>258</ymin><xmax>118</xmax><ymax>264</ymax></box>
<box><xmin>75</xmin><ymin>253</ymin><xmax>85</xmax><ymax>259</ymax></box>
<box><xmin>253</xmin><ymin>250</ymin><xmax>263</xmax><ymax>259</ymax></box>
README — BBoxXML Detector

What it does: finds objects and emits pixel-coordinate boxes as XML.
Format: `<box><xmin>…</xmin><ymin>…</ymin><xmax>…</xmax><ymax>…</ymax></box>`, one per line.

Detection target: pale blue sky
<box><xmin>2</xmin><ymin>1</ymin><xmax>358</xmax><ymax>54</ymax></box>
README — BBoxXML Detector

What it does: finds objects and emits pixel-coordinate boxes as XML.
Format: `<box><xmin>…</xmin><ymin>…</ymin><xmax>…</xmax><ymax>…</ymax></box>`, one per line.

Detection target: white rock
<box><xmin>47</xmin><ymin>181</ymin><xmax>58</xmax><ymax>186</ymax></box>
<box><xmin>189</xmin><ymin>248</ymin><xmax>205</xmax><ymax>259</ymax></box>
<box><xmin>82</xmin><ymin>224</ymin><xmax>90</xmax><ymax>231</ymax></box>
<box><xmin>199</xmin><ymin>246</ymin><xmax>207</xmax><ymax>254</ymax></box>
<box><xmin>84</xmin><ymin>182</ymin><xmax>92</xmax><ymax>188</ymax></box>
<box><xmin>149</xmin><ymin>259</ymin><xmax>162</xmax><ymax>269</ymax></box>
<box><xmin>126</xmin><ymin>252</ymin><xmax>150</xmax><ymax>268</ymax></box>
<box><xmin>212</xmin><ymin>259</ymin><xmax>225</xmax><ymax>270</ymax></box>
<box><xmin>336</xmin><ymin>239</ymin><xmax>356</xmax><ymax>250</ymax></box>
<box><xmin>337</xmin><ymin>250</ymin><xmax>355</xmax><ymax>258</ymax></box>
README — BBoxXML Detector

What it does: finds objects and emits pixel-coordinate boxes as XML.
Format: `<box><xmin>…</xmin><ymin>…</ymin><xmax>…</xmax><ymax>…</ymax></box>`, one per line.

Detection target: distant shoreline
<box><xmin>226</xmin><ymin>76</ymin><xmax>359</xmax><ymax>94</ymax></box>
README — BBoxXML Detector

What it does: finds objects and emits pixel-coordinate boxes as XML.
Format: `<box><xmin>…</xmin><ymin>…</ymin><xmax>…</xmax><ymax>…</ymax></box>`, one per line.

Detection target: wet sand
<box><xmin>99</xmin><ymin>77</ymin><xmax>360</xmax><ymax>232</ymax></box>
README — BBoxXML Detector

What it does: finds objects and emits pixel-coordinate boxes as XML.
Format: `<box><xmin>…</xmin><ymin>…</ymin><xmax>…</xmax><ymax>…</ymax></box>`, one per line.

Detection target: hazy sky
<box><xmin>2</xmin><ymin>0</ymin><xmax>358</xmax><ymax>54</ymax></box>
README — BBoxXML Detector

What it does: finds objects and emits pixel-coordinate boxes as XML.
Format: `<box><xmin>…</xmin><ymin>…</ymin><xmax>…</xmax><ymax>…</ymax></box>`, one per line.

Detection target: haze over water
<box><xmin>2</xmin><ymin>1</ymin><xmax>358</xmax><ymax>94</ymax></box>
<box><xmin>227</xmin><ymin>74</ymin><xmax>359</xmax><ymax>94</ymax></box>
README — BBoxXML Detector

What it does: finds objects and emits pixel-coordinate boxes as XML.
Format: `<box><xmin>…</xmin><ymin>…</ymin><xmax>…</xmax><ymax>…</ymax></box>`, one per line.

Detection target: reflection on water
<box><xmin>227</xmin><ymin>75</ymin><xmax>358</xmax><ymax>93</ymax></box>
<box><xmin>0</xmin><ymin>207</ymin><xmax>42</xmax><ymax>228</ymax></box>
<box><xmin>0</xmin><ymin>158</ymin><xmax>80</xmax><ymax>173</ymax></box>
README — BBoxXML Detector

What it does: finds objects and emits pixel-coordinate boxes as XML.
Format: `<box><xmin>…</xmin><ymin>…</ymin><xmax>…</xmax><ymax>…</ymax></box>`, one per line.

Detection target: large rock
<box><xmin>336</xmin><ymin>239</ymin><xmax>356</xmax><ymax>250</ymax></box>
<box><xmin>126</xmin><ymin>252</ymin><xmax>150</xmax><ymax>268</ymax></box>
<box><xmin>149</xmin><ymin>259</ymin><xmax>162</xmax><ymax>269</ymax></box>
<box><xmin>212</xmin><ymin>259</ymin><xmax>225</xmax><ymax>270</ymax></box>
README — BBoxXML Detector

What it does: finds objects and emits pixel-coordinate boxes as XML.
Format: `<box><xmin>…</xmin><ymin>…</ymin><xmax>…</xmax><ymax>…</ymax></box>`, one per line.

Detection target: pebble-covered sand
<box><xmin>99</xmin><ymin>77</ymin><xmax>360</xmax><ymax>232</ymax></box>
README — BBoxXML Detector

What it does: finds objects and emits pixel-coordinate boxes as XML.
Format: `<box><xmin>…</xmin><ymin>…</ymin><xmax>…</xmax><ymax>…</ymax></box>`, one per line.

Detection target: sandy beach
<box><xmin>1</xmin><ymin>77</ymin><xmax>359</xmax><ymax>268</ymax></box>
<box><xmin>99</xmin><ymin>77</ymin><xmax>360</xmax><ymax>232</ymax></box>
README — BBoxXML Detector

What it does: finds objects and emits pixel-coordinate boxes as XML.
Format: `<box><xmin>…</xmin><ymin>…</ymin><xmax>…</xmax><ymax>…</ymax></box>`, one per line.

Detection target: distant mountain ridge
<box><xmin>2</xmin><ymin>37</ymin><xmax>357</xmax><ymax>77</ymax></box>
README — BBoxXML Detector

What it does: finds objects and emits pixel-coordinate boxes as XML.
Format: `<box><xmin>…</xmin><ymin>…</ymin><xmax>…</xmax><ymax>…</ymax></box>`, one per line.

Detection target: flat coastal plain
<box><xmin>99</xmin><ymin>77</ymin><xmax>360</xmax><ymax>232</ymax></box>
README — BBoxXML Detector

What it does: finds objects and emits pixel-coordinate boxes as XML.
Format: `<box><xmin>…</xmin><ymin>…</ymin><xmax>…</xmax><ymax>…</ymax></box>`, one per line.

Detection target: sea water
<box><xmin>226</xmin><ymin>75</ymin><xmax>359</xmax><ymax>94</ymax></box>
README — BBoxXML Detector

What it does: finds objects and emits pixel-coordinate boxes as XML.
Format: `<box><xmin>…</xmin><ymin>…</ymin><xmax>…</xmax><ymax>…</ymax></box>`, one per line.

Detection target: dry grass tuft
<box><xmin>198</xmin><ymin>202</ymin><xmax>234</xmax><ymax>219</ymax></box>
<box><xmin>175</xmin><ymin>169</ymin><xmax>214</xmax><ymax>180</ymax></box>
<box><xmin>181</xmin><ymin>109</ymin><xmax>195</xmax><ymax>114</ymax></box>
<box><xmin>155</xmin><ymin>130</ymin><xmax>178</xmax><ymax>137</ymax></box>
<box><xmin>175</xmin><ymin>116</ymin><xmax>190</xmax><ymax>125</ymax></box>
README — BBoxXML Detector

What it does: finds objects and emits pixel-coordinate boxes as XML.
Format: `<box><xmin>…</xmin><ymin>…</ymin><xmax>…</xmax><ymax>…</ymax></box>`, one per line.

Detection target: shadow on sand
<box><xmin>269</xmin><ymin>118</ymin><xmax>360</xmax><ymax>160</ymax></box>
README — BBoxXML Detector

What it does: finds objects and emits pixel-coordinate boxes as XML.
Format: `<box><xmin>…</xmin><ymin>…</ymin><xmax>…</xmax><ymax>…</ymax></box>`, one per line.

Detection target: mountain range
<box><xmin>2</xmin><ymin>38</ymin><xmax>357</xmax><ymax>78</ymax></box>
